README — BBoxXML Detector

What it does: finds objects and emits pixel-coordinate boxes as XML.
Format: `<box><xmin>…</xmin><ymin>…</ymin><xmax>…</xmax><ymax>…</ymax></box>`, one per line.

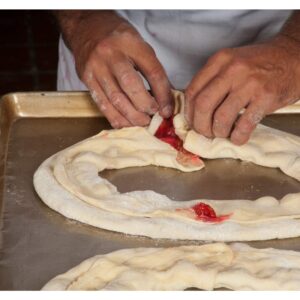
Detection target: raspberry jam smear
<box><xmin>154</xmin><ymin>116</ymin><xmax>202</xmax><ymax>165</ymax></box>
<box><xmin>154</xmin><ymin>116</ymin><xmax>182</xmax><ymax>151</ymax></box>
<box><xmin>191</xmin><ymin>202</ymin><xmax>230</xmax><ymax>223</ymax></box>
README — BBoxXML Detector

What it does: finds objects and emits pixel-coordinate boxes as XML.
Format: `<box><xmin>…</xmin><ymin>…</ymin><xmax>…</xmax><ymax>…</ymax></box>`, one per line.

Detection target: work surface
<box><xmin>0</xmin><ymin>92</ymin><xmax>300</xmax><ymax>290</ymax></box>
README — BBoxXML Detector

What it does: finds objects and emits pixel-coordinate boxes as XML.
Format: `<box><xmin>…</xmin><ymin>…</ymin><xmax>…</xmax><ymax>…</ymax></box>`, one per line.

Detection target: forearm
<box><xmin>271</xmin><ymin>10</ymin><xmax>300</xmax><ymax>57</ymax></box>
<box><xmin>278</xmin><ymin>11</ymin><xmax>300</xmax><ymax>44</ymax></box>
<box><xmin>53</xmin><ymin>10</ymin><xmax>125</xmax><ymax>52</ymax></box>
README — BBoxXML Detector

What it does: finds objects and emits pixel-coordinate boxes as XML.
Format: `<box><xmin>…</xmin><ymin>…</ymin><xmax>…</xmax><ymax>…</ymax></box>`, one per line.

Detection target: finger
<box><xmin>87</xmin><ymin>79</ymin><xmax>131</xmax><ymax>128</ymax></box>
<box><xmin>183</xmin><ymin>91</ymin><xmax>194</xmax><ymax>128</ymax></box>
<box><xmin>185</xmin><ymin>49</ymin><xmax>231</xmax><ymax>101</ymax></box>
<box><xmin>212</xmin><ymin>91</ymin><xmax>251</xmax><ymax>138</ymax></box>
<box><xmin>230</xmin><ymin>102</ymin><xmax>266</xmax><ymax>145</ymax></box>
<box><xmin>110</xmin><ymin>59</ymin><xmax>159</xmax><ymax>115</ymax></box>
<box><xmin>134</xmin><ymin>43</ymin><xmax>173</xmax><ymax>118</ymax></box>
<box><xmin>193</xmin><ymin>74</ymin><xmax>231</xmax><ymax>137</ymax></box>
<box><xmin>95</xmin><ymin>71</ymin><xmax>151</xmax><ymax>127</ymax></box>
<box><xmin>185</xmin><ymin>49</ymin><xmax>233</xmax><ymax>124</ymax></box>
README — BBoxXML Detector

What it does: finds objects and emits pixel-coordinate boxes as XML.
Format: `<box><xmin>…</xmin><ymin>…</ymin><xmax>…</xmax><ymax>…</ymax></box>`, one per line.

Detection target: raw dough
<box><xmin>42</xmin><ymin>243</ymin><xmax>300</xmax><ymax>290</ymax></box>
<box><xmin>34</xmin><ymin>90</ymin><xmax>300</xmax><ymax>241</ymax></box>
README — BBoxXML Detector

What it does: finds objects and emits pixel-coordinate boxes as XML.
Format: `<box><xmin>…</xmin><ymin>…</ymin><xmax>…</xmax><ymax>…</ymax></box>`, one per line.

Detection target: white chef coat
<box><xmin>57</xmin><ymin>10</ymin><xmax>292</xmax><ymax>91</ymax></box>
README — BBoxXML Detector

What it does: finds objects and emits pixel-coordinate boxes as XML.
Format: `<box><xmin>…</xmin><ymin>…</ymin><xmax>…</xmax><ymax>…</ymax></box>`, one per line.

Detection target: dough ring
<box><xmin>42</xmin><ymin>243</ymin><xmax>300</xmax><ymax>290</ymax></box>
<box><xmin>34</xmin><ymin>90</ymin><xmax>300</xmax><ymax>241</ymax></box>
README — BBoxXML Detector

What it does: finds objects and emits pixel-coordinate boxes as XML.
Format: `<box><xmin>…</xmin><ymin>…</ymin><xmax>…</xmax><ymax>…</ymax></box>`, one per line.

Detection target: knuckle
<box><xmin>213</xmin><ymin>122</ymin><xmax>230</xmax><ymax>137</ymax></box>
<box><xmin>144</xmin><ymin>42</ymin><xmax>156</xmax><ymax>56</ymax></box>
<box><xmin>110</xmin><ymin>119</ymin><xmax>122</xmax><ymax>129</ymax></box>
<box><xmin>81</xmin><ymin>57</ymin><xmax>103</xmax><ymax>82</ymax></box>
<box><xmin>121</xmin><ymin>121</ymin><xmax>132</xmax><ymax>128</ymax></box>
<box><xmin>211</xmin><ymin>74</ymin><xmax>227</xmax><ymax>88</ymax></box>
<box><xmin>82</xmin><ymin>68</ymin><xmax>93</xmax><ymax>83</ymax></box>
<box><xmin>249</xmin><ymin>109</ymin><xmax>264</xmax><ymax>125</ymax></box>
<box><xmin>90</xmin><ymin>89</ymin><xmax>100</xmax><ymax>103</ymax></box>
<box><xmin>79</xmin><ymin>56</ymin><xmax>97</xmax><ymax>81</ymax></box>
<box><xmin>196</xmin><ymin>126</ymin><xmax>212</xmax><ymax>138</ymax></box>
<box><xmin>147</xmin><ymin>66</ymin><xmax>166</xmax><ymax>82</ymax></box>
<box><xmin>118</xmin><ymin>26</ymin><xmax>140</xmax><ymax>41</ymax></box>
<box><xmin>185</xmin><ymin>88</ymin><xmax>196</xmax><ymax>101</ymax></box>
<box><xmin>99</xmin><ymin>102</ymin><xmax>108</xmax><ymax>112</ymax></box>
<box><xmin>96</xmin><ymin>40</ymin><xmax>114</xmax><ymax>56</ymax></box>
<box><xmin>247</xmin><ymin>76</ymin><xmax>261</xmax><ymax>88</ymax></box>
<box><xmin>231</xmin><ymin>133</ymin><xmax>248</xmax><ymax>145</ymax></box>
<box><xmin>110</xmin><ymin>116</ymin><xmax>130</xmax><ymax>129</ymax></box>
<box><xmin>210</xmin><ymin>48</ymin><xmax>233</xmax><ymax>63</ymax></box>
<box><xmin>132</xmin><ymin>114</ymin><xmax>150</xmax><ymax>126</ymax></box>
<box><xmin>110</xmin><ymin>92</ymin><xmax>124</xmax><ymax>107</ymax></box>
<box><xmin>214</xmin><ymin>109</ymin><xmax>229</xmax><ymax>125</ymax></box>
<box><xmin>259</xmin><ymin>84</ymin><xmax>276</xmax><ymax>99</ymax></box>
<box><xmin>119</xmin><ymin>71</ymin><xmax>138</xmax><ymax>86</ymax></box>
<box><xmin>237</xmin><ymin>117</ymin><xmax>255</xmax><ymax>133</ymax></box>
<box><xmin>193</xmin><ymin>122</ymin><xmax>205</xmax><ymax>135</ymax></box>
<box><xmin>138</xmin><ymin>105</ymin><xmax>153</xmax><ymax>115</ymax></box>
<box><xmin>226</xmin><ymin>59</ymin><xmax>249</xmax><ymax>75</ymax></box>
<box><xmin>248</xmin><ymin>76</ymin><xmax>260</xmax><ymax>87</ymax></box>
<box><xmin>195</xmin><ymin>96</ymin><xmax>212</xmax><ymax>113</ymax></box>
<box><xmin>193</xmin><ymin>116</ymin><xmax>212</xmax><ymax>137</ymax></box>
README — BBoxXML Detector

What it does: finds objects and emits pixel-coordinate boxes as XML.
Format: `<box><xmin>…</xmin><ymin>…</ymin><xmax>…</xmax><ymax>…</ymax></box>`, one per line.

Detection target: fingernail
<box><xmin>161</xmin><ymin>105</ymin><xmax>173</xmax><ymax>117</ymax></box>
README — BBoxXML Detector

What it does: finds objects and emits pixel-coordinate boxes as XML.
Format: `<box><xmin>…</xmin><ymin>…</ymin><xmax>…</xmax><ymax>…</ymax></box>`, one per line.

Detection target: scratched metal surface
<box><xmin>0</xmin><ymin>93</ymin><xmax>300</xmax><ymax>290</ymax></box>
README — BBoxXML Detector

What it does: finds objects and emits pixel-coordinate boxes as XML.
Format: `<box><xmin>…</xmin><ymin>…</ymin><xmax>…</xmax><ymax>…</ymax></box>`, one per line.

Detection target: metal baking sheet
<box><xmin>0</xmin><ymin>92</ymin><xmax>300</xmax><ymax>290</ymax></box>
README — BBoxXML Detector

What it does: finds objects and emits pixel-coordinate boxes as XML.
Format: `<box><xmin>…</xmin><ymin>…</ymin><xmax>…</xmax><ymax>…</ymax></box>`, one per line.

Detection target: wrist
<box><xmin>272</xmin><ymin>34</ymin><xmax>300</xmax><ymax>53</ymax></box>
<box><xmin>271</xmin><ymin>34</ymin><xmax>300</xmax><ymax>101</ymax></box>
<box><xmin>57</xmin><ymin>11</ymin><xmax>126</xmax><ymax>57</ymax></box>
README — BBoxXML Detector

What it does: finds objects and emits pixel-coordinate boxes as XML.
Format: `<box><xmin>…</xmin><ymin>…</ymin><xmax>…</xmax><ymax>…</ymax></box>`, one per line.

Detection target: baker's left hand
<box><xmin>185</xmin><ymin>36</ymin><xmax>300</xmax><ymax>145</ymax></box>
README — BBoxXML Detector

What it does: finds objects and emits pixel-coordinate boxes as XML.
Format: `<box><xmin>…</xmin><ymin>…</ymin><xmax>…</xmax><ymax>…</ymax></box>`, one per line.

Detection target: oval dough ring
<box><xmin>34</xmin><ymin>90</ymin><xmax>300</xmax><ymax>241</ymax></box>
<box><xmin>42</xmin><ymin>242</ymin><xmax>300</xmax><ymax>290</ymax></box>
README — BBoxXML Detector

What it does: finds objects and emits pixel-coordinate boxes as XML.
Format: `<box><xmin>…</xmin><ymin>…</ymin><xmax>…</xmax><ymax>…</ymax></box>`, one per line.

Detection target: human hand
<box><xmin>66</xmin><ymin>12</ymin><xmax>173</xmax><ymax>128</ymax></box>
<box><xmin>185</xmin><ymin>36</ymin><xmax>300</xmax><ymax>145</ymax></box>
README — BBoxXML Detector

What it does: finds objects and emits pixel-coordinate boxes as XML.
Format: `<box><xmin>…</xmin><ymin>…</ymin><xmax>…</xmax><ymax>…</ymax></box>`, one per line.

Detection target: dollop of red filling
<box><xmin>154</xmin><ymin>116</ymin><xmax>203</xmax><ymax>167</ymax></box>
<box><xmin>154</xmin><ymin>116</ymin><xmax>200</xmax><ymax>160</ymax></box>
<box><xmin>192</xmin><ymin>202</ymin><xmax>230</xmax><ymax>223</ymax></box>
<box><xmin>154</xmin><ymin>117</ymin><xmax>182</xmax><ymax>151</ymax></box>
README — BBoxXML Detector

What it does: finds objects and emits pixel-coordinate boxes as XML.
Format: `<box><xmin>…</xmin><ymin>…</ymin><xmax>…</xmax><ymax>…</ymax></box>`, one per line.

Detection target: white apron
<box><xmin>57</xmin><ymin>10</ymin><xmax>292</xmax><ymax>91</ymax></box>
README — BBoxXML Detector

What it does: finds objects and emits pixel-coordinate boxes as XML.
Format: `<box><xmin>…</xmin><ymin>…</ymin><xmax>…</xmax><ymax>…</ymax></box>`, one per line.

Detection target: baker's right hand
<box><xmin>59</xmin><ymin>11</ymin><xmax>173</xmax><ymax>128</ymax></box>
